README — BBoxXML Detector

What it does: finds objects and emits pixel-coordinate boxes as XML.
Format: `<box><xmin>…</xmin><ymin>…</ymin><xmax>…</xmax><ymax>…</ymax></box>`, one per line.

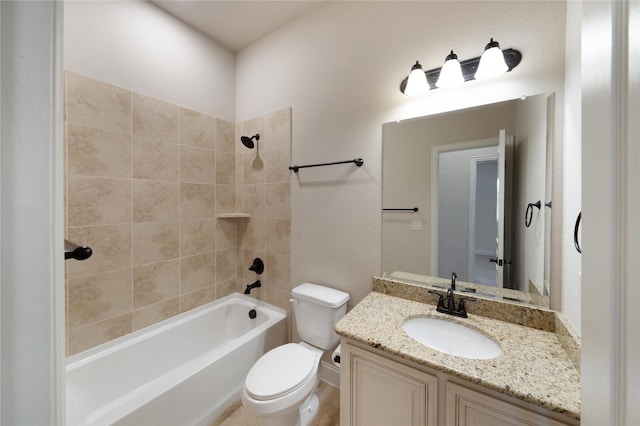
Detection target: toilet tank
<box><xmin>291</xmin><ymin>283</ymin><xmax>350</xmax><ymax>350</ymax></box>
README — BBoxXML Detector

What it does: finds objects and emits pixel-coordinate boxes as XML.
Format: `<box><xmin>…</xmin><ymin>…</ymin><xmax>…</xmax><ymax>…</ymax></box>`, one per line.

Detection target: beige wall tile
<box><xmin>265</xmin><ymin>108</ymin><xmax>292</xmax><ymax>147</ymax></box>
<box><xmin>180</xmin><ymin>145</ymin><xmax>216</xmax><ymax>184</ymax></box>
<box><xmin>66</xmin><ymin>224</ymin><xmax>132</xmax><ymax>278</ymax></box>
<box><xmin>242</xmin><ymin>217</ymin><xmax>266</xmax><ymax>251</ymax></box>
<box><xmin>265</xmin><ymin>145</ymin><xmax>291</xmax><ymax>183</ymax></box>
<box><xmin>266</xmin><ymin>287</ymin><xmax>293</xmax><ymax>340</ymax></box>
<box><xmin>66</xmin><ymin>72</ymin><xmax>131</xmax><ymax>135</ymax></box>
<box><xmin>132</xmin><ymin>92</ymin><xmax>179</xmax><ymax>143</ymax></box>
<box><xmin>266</xmin><ymin>252</ymin><xmax>291</xmax><ymax>292</ymax></box>
<box><xmin>132</xmin><ymin>136</ymin><xmax>179</xmax><ymax>181</ymax></box>
<box><xmin>180</xmin><ymin>287</ymin><xmax>216</xmax><ymax>313</ymax></box>
<box><xmin>242</xmin><ymin>151</ymin><xmax>265</xmax><ymax>184</ymax></box>
<box><xmin>215</xmin><ymin>248</ymin><xmax>237</xmax><ymax>284</ymax></box>
<box><xmin>215</xmin><ymin>219</ymin><xmax>239</xmax><ymax>250</ymax></box>
<box><xmin>216</xmin><ymin>118</ymin><xmax>235</xmax><ymax>153</ymax></box>
<box><xmin>215</xmin><ymin>184</ymin><xmax>236</xmax><ymax>214</ymax></box>
<box><xmin>266</xmin><ymin>219</ymin><xmax>290</xmax><ymax>255</ymax></box>
<box><xmin>67</xmin><ymin>124</ymin><xmax>131</xmax><ymax>178</ymax></box>
<box><xmin>133</xmin><ymin>260</ymin><xmax>179</xmax><ymax>308</ymax></box>
<box><xmin>216</xmin><ymin>278</ymin><xmax>237</xmax><ymax>299</ymax></box>
<box><xmin>67</xmin><ymin>176</ymin><xmax>131</xmax><ymax>226</ymax></box>
<box><xmin>180</xmin><ymin>253</ymin><xmax>216</xmax><ymax>294</ymax></box>
<box><xmin>67</xmin><ymin>313</ymin><xmax>132</xmax><ymax>356</ymax></box>
<box><xmin>133</xmin><ymin>298</ymin><xmax>180</xmax><ymax>331</ymax></box>
<box><xmin>181</xmin><ymin>183</ymin><xmax>216</xmax><ymax>218</ymax></box>
<box><xmin>65</xmin><ymin>74</ymin><xmax>292</xmax><ymax>353</ymax></box>
<box><xmin>67</xmin><ymin>268</ymin><xmax>133</xmax><ymax>329</ymax></box>
<box><xmin>132</xmin><ymin>180</ymin><xmax>179</xmax><ymax>222</ymax></box>
<box><xmin>180</xmin><ymin>108</ymin><xmax>214</xmax><ymax>149</ymax></box>
<box><xmin>265</xmin><ymin>182</ymin><xmax>291</xmax><ymax>219</ymax></box>
<box><xmin>132</xmin><ymin>221</ymin><xmax>179</xmax><ymax>265</ymax></box>
<box><xmin>242</xmin><ymin>184</ymin><xmax>265</xmax><ymax>218</ymax></box>
<box><xmin>180</xmin><ymin>218</ymin><xmax>216</xmax><ymax>256</ymax></box>
<box><xmin>216</xmin><ymin>152</ymin><xmax>236</xmax><ymax>185</ymax></box>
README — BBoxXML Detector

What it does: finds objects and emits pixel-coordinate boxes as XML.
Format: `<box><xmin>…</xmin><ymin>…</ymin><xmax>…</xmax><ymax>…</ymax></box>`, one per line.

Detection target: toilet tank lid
<box><xmin>292</xmin><ymin>283</ymin><xmax>350</xmax><ymax>308</ymax></box>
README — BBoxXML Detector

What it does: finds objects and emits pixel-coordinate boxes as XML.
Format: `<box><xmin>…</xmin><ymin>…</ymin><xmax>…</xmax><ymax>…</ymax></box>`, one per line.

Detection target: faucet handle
<box><xmin>457</xmin><ymin>296</ymin><xmax>476</xmax><ymax>316</ymax></box>
<box><xmin>428</xmin><ymin>290</ymin><xmax>444</xmax><ymax>308</ymax></box>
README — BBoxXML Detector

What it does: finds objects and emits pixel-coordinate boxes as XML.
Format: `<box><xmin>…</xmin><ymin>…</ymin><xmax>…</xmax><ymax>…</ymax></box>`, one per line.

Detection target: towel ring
<box><xmin>525</xmin><ymin>201</ymin><xmax>541</xmax><ymax>228</ymax></box>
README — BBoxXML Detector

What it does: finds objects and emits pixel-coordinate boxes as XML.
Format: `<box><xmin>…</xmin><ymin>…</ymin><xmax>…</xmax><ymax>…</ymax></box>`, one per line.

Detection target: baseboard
<box><xmin>320</xmin><ymin>360</ymin><xmax>340</xmax><ymax>388</ymax></box>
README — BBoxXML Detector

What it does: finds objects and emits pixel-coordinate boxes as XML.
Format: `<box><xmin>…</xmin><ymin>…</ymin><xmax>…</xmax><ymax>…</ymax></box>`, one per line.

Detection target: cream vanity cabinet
<box><xmin>340</xmin><ymin>341</ymin><xmax>579</xmax><ymax>426</ymax></box>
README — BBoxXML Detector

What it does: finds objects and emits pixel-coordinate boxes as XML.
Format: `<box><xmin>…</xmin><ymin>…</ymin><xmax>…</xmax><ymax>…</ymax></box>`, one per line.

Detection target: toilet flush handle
<box><xmin>289</xmin><ymin>298</ymin><xmax>299</xmax><ymax>305</ymax></box>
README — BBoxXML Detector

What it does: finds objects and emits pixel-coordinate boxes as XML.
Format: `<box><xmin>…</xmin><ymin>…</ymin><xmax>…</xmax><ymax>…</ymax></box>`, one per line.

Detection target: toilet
<box><xmin>242</xmin><ymin>283</ymin><xmax>349</xmax><ymax>426</ymax></box>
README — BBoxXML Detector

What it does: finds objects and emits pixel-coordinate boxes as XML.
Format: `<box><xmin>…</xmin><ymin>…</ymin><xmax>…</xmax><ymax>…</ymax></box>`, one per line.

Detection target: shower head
<box><xmin>241</xmin><ymin>134</ymin><xmax>260</xmax><ymax>149</ymax></box>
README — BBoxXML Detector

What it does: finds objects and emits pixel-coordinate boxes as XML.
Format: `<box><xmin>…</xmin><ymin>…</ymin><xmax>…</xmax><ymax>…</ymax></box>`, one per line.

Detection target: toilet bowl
<box><xmin>241</xmin><ymin>343</ymin><xmax>322</xmax><ymax>425</ymax></box>
<box><xmin>241</xmin><ymin>283</ymin><xmax>349</xmax><ymax>426</ymax></box>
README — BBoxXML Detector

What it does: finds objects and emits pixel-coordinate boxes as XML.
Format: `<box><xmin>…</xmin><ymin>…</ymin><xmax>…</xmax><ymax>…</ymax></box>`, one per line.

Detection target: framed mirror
<box><xmin>382</xmin><ymin>93</ymin><xmax>554</xmax><ymax>307</ymax></box>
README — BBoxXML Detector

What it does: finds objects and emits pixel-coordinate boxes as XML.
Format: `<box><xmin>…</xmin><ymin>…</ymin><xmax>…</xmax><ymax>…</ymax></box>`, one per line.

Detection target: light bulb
<box><xmin>404</xmin><ymin>61</ymin><xmax>429</xmax><ymax>96</ymax></box>
<box><xmin>436</xmin><ymin>51</ymin><xmax>465</xmax><ymax>88</ymax></box>
<box><xmin>475</xmin><ymin>38</ymin><xmax>509</xmax><ymax>80</ymax></box>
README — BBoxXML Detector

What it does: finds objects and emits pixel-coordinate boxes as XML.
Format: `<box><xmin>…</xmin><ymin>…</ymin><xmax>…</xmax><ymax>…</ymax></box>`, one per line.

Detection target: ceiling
<box><xmin>151</xmin><ymin>0</ymin><xmax>327</xmax><ymax>52</ymax></box>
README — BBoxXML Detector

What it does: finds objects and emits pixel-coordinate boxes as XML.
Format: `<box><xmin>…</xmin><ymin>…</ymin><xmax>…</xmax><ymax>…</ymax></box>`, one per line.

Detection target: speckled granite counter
<box><xmin>335</xmin><ymin>291</ymin><xmax>581</xmax><ymax>421</ymax></box>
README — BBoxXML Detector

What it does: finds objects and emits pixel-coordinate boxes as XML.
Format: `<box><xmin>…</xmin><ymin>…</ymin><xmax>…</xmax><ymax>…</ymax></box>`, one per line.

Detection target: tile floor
<box><xmin>211</xmin><ymin>381</ymin><xmax>340</xmax><ymax>426</ymax></box>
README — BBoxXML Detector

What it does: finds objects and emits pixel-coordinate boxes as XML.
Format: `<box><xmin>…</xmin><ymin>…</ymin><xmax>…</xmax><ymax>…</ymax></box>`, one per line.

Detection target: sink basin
<box><xmin>402</xmin><ymin>317</ymin><xmax>502</xmax><ymax>359</ymax></box>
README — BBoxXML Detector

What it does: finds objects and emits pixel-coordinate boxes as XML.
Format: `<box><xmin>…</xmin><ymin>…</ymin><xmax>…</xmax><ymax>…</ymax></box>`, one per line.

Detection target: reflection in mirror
<box><xmin>382</xmin><ymin>93</ymin><xmax>554</xmax><ymax>307</ymax></box>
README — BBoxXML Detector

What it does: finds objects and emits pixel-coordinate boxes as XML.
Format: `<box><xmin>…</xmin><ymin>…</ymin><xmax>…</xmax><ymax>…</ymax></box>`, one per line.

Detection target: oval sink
<box><xmin>402</xmin><ymin>317</ymin><xmax>502</xmax><ymax>359</ymax></box>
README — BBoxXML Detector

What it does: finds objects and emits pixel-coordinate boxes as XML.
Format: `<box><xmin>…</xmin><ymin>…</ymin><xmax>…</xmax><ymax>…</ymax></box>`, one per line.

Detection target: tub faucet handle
<box><xmin>248</xmin><ymin>258</ymin><xmax>264</xmax><ymax>275</ymax></box>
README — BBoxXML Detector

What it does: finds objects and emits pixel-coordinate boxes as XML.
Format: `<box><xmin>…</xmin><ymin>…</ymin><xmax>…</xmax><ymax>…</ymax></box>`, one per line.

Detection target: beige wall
<box><xmin>236</xmin><ymin>1</ymin><xmax>570</xmax><ymax>320</ymax></box>
<box><xmin>64</xmin><ymin>72</ymin><xmax>291</xmax><ymax>355</ymax></box>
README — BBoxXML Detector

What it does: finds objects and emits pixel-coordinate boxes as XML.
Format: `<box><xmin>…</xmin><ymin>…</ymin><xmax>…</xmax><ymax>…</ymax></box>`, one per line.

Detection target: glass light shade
<box><xmin>475</xmin><ymin>39</ymin><xmax>508</xmax><ymax>80</ymax></box>
<box><xmin>404</xmin><ymin>61</ymin><xmax>429</xmax><ymax>96</ymax></box>
<box><xmin>435</xmin><ymin>51</ymin><xmax>464</xmax><ymax>88</ymax></box>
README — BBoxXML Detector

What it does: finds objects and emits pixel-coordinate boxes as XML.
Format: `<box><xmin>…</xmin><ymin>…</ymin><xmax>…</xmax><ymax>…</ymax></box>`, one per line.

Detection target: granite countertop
<box><xmin>335</xmin><ymin>291</ymin><xmax>581</xmax><ymax>421</ymax></box>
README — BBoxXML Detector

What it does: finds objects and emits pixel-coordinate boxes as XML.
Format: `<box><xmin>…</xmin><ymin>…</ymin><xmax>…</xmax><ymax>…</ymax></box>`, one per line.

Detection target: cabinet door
<box><xmin>446</xmin><ymin>382</ymin><xmax>573</xmax><ymax>426</ymax></box>
<box><xmin>343</xmin><ymin>344</ymin><xmax>437</xmax><ymax>426</ymax></box>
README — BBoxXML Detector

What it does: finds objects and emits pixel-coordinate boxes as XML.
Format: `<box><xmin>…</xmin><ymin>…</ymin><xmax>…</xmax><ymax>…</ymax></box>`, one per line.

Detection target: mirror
<box><xmin>382</xmin><ymin>93</ymin><xmax>554</xmax><ymax>307</ymax></box>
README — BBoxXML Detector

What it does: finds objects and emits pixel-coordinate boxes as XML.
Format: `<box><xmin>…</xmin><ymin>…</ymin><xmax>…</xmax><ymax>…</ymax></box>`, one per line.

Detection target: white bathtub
<box><xmin>65</xmin><ymin>293</ymin><xmax>287</xmax><ymax>426</ymax></box>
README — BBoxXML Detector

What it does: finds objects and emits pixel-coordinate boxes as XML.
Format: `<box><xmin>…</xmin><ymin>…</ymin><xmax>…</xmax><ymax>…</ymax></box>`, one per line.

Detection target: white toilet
<box><xmin>242</xmin><ymin>283</ymin><xmax>349</xmax><ymax>426</ymax></box>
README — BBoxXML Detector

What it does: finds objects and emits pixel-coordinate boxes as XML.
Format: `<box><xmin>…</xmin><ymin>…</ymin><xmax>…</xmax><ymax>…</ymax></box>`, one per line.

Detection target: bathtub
<box><xmin>65</xmin><ymin>293</ymin><xmax>287</xmax><ymax>426</ymax></box>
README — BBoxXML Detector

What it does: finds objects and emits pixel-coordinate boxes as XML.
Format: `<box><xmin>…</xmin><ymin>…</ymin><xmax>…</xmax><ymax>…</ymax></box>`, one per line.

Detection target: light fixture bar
<box><xmin>399</xmin><ymin>48</ymin><xmax>521</xmax><ymax>93</ymax></box>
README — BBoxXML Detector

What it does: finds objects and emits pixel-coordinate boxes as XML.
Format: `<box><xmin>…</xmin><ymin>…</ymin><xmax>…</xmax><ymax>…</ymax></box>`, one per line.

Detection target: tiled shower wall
<box><xmin>65</xmin><ymin>72</ymin><xmax>291</xmax><ymax>355</ymax></box>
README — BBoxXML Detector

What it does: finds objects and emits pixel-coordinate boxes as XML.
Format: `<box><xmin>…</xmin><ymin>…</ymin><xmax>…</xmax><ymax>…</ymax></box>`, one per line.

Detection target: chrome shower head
<box><xmin>241</xmin><ymin>134</ymin><xmax>260</xmax><ymax>149</ymax></box>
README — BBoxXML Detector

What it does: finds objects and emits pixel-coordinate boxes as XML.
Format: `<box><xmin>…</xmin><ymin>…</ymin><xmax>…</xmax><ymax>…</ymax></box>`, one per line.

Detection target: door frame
<box><xmin>0</xmin><ymin>2</ymin><xmax>65</xmax><ymax>424</ymax></box>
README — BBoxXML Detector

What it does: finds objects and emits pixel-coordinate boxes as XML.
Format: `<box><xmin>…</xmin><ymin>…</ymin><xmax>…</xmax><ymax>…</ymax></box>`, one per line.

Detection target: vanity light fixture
<box><xmin>400</xmin><ymin>38</ymin><xmax>521</xmax><ymax>96</ymax></box>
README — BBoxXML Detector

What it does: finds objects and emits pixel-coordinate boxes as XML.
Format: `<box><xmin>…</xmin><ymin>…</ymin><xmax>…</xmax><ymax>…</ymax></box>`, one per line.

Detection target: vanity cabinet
<box><xmin>446</xmin><ymin>382</ymin><xmax>571</xmax><ymax>426</ymax></box>
<box><xmin>340</xmin><ymin>341</ymin><xmax>578</xmax><ymax>426</ymax></box>
<box><xmin>341</xmin><ymin>343</ymin><xmax>437</xmax><ymax>426</ymax></box>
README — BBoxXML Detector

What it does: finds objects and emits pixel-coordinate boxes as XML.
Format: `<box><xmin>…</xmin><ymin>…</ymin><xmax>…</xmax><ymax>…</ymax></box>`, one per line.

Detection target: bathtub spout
<box><xmin>244</xmin><ymin>280</ymin><xmax>262</xmax><ymax>294</ymax></box>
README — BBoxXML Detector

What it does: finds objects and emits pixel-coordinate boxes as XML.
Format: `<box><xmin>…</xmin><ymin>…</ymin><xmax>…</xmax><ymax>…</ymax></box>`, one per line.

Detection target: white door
<box><xmin>495</xmin><ymin>129</ymin><xmax>514</xmax><ymax>288</ymax></box>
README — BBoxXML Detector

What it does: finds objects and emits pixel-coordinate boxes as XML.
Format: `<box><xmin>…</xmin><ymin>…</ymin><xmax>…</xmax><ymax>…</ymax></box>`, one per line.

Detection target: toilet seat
<box><xmin>245</xmin><ymin>343</ymin><xmax>318</xmax><ymax>401</ymax></box>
